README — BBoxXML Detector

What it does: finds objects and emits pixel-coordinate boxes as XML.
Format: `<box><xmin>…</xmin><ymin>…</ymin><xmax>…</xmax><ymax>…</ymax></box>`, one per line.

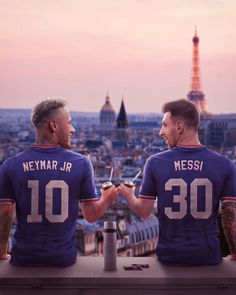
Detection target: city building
<box><xmin>75</xmin><ymin>212</ymin><xmax>159</xmax><ymax>258</ymax></box>
<box><xmin>1</xmin><ymin>29</ymin><xmax>236</xmax><ymax>260</ymax></box>
<box><xmin>199</xmin><ymin>114</ymin><xmax>236</xmax><ymax>149</ymax></box>
<box><xmin>99</xmin><ymin>93</ymin><xmax>116</xmax><ymax>136</ymax></box>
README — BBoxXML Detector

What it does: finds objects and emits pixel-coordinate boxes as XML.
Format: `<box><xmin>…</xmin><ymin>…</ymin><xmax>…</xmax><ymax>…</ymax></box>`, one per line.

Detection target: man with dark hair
<box><xmin>162</xmin><ymin>99</ymin><xmax>200</xmax><ymax>132</ymax></box>
<box><xmin>119</xmin><ymin>99</ymin><xmax>236</xmax><ymax>266</ymax></box>
<box><xmin>0</xmin><ymin>98</ymin><xmax>118</xmax><ymax>266</ymax></box>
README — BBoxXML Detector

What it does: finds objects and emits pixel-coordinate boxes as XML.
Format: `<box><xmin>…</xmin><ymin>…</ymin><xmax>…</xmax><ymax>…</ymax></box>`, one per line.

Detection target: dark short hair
<box><xmin>32</xmin><ymin>98</ymin><xmax>67</xmax><ymax>127</ymax></box>
<box><xmin>162</xmin><ymin>99</ymin><xmax>200</xmax><ymax>130</ymax></box>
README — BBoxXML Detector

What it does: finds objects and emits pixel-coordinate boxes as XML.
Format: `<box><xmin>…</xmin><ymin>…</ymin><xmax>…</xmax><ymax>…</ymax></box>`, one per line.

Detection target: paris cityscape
<box><xmin>1</xmin><ymin>26</ymin><xmax>236</xmax><ymax>258</ymax></box>
<box><xmin>1</xmin><ymin>2</ymin><xmax>236</xmax><ymax>294</ymax></box>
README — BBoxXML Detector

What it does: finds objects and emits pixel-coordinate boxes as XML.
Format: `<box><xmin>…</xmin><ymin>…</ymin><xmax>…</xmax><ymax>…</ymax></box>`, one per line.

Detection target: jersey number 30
<box><xmin>165</xmin><ymin>178</ymin><xmax>212</xmax><ymax>219</ymax></box>
<box><xmin>27</xmin><ymin>180</ymin><xmax>69</xmax><ymax>223</ymax></box>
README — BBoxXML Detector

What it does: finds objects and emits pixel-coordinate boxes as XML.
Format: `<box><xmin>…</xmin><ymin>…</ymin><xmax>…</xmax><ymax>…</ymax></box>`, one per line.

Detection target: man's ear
<box><xmin>176</xmin><ymin>120</ymin><xmax>184</xmax><ymax>134</ymax></box>
<box><xmin>48</xmin><ymin>121</ymin><xmax>57</xmax><ymax>133</ymax></box>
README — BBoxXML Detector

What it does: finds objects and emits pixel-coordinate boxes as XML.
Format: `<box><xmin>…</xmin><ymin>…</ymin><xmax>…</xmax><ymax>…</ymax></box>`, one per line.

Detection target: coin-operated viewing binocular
<box><xmin>101</xmin><ymin>168</ymin><xmax>141</xmax><ymax>190</ymax></box>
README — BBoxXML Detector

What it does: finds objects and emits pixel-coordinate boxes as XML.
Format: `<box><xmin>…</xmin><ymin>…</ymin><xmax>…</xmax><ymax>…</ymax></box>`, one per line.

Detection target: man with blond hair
<box><xmin>0</xmin><ymin>98</ymin><xmax>118</xmax><ymax>266</ymax></box>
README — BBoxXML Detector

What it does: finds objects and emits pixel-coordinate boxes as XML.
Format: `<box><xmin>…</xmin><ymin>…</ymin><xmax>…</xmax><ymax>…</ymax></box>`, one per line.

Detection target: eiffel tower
<box><xmin>187</xmin><ymin>28</ymin><xmax>208</xmax><ymax>114</ymax></box>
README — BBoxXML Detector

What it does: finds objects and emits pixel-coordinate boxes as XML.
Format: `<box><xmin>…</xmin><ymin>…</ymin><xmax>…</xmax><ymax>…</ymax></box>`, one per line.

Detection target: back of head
<box><xmin>32</xmin><ymin>98</ymin><xmax>67</xmax><ymax>128</ymax></box>
<box><xmin>162</xmin><ymin>99</ymin><xmax>200</xmax><ymax>131</ymax></box>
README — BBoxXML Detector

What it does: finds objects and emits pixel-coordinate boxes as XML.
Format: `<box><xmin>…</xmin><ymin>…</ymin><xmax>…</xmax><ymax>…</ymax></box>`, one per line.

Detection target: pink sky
<box><xmin>0</xmin><ymin>0</ymin><xmax>236</xmax><ymax>114</ymax></box>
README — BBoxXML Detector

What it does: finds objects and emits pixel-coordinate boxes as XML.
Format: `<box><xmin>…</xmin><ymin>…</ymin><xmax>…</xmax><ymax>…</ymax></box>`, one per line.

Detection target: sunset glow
<box><xmin>1</xmin><ymin>0</ymin><xmax>236</xmax><ymax>113</ymax></box>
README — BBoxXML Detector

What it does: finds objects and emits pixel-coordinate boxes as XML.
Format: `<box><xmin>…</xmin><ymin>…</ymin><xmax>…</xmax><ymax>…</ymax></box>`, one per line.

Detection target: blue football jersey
<box><xmin>0</xmin><ymin>146</ymin><xmax>98</xmax><ymax>266</ymax></box>
<box><xmin>139</xmin><ymin>145</ymin><xmax>236</xmax><ymax>266</ymax></box>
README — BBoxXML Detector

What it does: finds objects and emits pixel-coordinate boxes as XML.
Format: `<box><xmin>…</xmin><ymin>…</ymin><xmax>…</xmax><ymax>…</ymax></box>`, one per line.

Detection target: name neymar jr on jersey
<box><xmin>22</xmin><ymin>159</ymin><xmax>203</xmax><ymax>173</ymax></box>
<box><xmin>174</xmin><ymin>160</ymin><xmax>203</xmax><ymax>171</ymax></box>
<box><xmin>22</xmin><ymin>160</ymin><xmax>72</xmax><ymax>172</ymax></box>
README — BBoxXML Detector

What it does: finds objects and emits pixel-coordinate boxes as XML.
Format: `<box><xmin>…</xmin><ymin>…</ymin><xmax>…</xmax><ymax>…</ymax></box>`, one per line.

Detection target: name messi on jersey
<box><xmin>174</xmin><ymin>160</ymin><xmax>203</xmax><ymax>171</ymax></box>
<box><xmin>22</xmin><ymin>160</ymin><xmax>72</xmax><ymax>172</ymax></box>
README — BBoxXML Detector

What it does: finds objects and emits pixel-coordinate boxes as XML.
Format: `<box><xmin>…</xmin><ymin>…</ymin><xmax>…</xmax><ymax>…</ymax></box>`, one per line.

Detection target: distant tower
<box><xmin>116</xmin><ymin>99</ymin><xmax>128</xmax><ymax>128</ymax></box>
<box><xmin>100</xmin><ymin>93</ymin><xmax>116</xmax><ymax>135</ymax></box>
<box><xmin>187</xmin><ymin>28</ymin><xmax>208</xmax><ymax>114</ymax></box>
<box><xmin>116</xmin><ymin>99</ymin><xmax>129</xmax><ymax>141</ymax></box>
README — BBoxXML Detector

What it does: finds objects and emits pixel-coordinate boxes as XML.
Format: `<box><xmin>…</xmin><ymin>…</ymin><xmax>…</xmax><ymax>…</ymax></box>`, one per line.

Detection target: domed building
<box><xmin>99</xmin><ymin>93</ymin><xmax>116</xmax><ymax>136</ymax></box>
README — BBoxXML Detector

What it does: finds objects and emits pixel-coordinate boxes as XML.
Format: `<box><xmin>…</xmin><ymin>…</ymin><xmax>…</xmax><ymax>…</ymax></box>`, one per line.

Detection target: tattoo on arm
<box><xmin>221</xmin><ymin>201</ymin><xmax>236</xmax><ymax>254</ymax></box>
<box><xmin>0</xmin><ymin>205</ymin><xmax>14</xmax><ymax>254</ymax></box>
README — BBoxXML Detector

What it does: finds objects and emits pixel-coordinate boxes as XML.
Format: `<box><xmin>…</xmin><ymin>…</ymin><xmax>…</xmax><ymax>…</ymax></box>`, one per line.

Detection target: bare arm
<box><xmin>0</xmin><ymin>204</ymin><xmax>14</xmax><ymax>260</ymax></box>
<box><xmin>221</xmin><ymin>201</ymin><xmax>236</xmax><ymax>260</ymax></box>
<box><xmin>80</xmin><ymin>186</ymin><xmax>118</xmax><ymax>223</ymax></box>
<box><xmin>118</xmin><ymin>184</ymin><xmax>154</xmax><ymax>219</ymax></box>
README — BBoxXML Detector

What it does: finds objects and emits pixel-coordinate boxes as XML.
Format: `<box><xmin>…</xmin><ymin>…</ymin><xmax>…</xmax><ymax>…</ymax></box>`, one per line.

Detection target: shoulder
<box><xmin>207</xmin><ymin>148</ymin><xmax>235</xmax><ymax>165</ymax></box>
<box><xmin>205</xmin><ymin>148</ymin><xmax>236</xmax><ymax>173</ymax></box>
<box><xmin>63</xmin><ymin>149</ymin><xmax>84</xmax><ymax>158</ymax></box>
<box><xmin>144</xmin><ymin>150</ymin><xmax>172</xmax><ymax>170</ymax></box>
<box><xmin>147</xmin><ymin>149</ymin><xmax>173</xmax><ymax>162</ymax></box>
<box><xmin>203</xmin><ymin>147</ymin><xmax>229</xmax><ymax>160</ymax></box>
<box><xmin>0</xmin><ymin>150</ymin><xmax>28</xmax><ymax>169</ymax></box>
<box><xmin>59</xmin><ymin>149</ymin><xmax>86</xmax><ymax>160</ymax></box>
<box><xmin>63</xmin><ymin>149</ymin><xmax>92</xmax><ymax>166</ymax></box>
<box><xmin>204</xmin><ymin>147</ymin><xmax>223</xmax><ymax>158</ymax></box>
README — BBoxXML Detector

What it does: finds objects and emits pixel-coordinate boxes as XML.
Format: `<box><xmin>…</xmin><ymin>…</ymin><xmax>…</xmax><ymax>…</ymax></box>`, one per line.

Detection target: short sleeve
<box><xmin>138</xmin><ymin>156</ymin><xmax>156</xmax><ymax>200</ymax></box>
<box><xmin>0</xmin><ymin>160</ymin><xmax>15</xmax><ymax>204</ymax></box>
<box><xmin>221</xmin><ymin>159</ymin><xmax>236</xmax><ymax>202</ymax></box>
<box><xmin>79</xmin><ymin>157</ymin><xmax>99</xmax><ymax>203</ymax></box>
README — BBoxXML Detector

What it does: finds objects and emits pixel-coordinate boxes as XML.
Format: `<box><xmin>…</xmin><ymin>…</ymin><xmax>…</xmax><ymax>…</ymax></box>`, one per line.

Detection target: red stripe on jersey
<box><xmin>221</xmin><ymin>197</ymin><xmax>236</xmax><ymax>202</ymax></box>
<box><xmin>177</xmin><ymin>144</ymin><xmax>204</xmax><ymax>148</ymax></box>
<box><xmin>138</xmin><ymin>195</ymin><xmax>156</xmax><ymax>200</ymax></box>
<box><xmin>0</xmin><ymin>199</ymin><xmax>15</xmax><ymax>204</ymax></box>
<box><xmin>32</xmin><ymin>144</ymin><xmax>60</xmax><ymax>148</ymax></box>
<box><xmin>80</xmin><ymin>198</ymin><xmax>99</xmax><ymax>203</ymax></box>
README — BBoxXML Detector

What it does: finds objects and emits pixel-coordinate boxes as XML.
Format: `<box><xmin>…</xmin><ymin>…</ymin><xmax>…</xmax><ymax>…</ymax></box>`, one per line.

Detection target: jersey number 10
<box><xmin>27</xmin><ymin>180</ymin><xmax>69</xmax><ymax>223</ymax></box>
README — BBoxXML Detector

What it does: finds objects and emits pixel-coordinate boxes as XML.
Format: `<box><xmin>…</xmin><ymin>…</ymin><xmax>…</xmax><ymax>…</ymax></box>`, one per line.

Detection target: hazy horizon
<box><xmin>1</xmin><ymin>106</ymin><xmax>236</xmax><ymax>118</ymax></box>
